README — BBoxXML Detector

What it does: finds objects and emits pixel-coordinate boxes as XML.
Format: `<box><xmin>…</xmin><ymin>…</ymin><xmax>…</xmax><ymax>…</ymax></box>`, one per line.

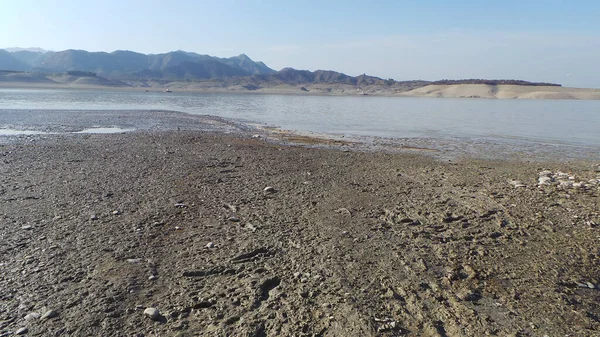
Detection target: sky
<box><xmin>1</xmin><ymin>0</ymin><xmax>600</xmax><ymax>87</ymax></box>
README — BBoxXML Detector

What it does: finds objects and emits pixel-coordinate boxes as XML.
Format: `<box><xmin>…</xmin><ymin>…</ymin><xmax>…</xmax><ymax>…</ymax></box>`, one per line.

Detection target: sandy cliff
<box><xmin>400</xmin><ymin>84</ymin><xmax>600</xmax><ymax>100</ymax></box>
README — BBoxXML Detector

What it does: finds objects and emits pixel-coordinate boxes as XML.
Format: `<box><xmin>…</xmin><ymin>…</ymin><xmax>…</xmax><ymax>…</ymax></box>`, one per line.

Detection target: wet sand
<box><xmin>1</xmin><ymin>110</ymin><xmax>600</xmax><ymax>336</ymax></box>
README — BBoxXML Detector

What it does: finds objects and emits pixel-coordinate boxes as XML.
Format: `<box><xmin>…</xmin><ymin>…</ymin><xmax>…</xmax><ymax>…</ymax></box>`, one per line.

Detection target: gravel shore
<box><xmin>1</xmin><ymin>118</ymin><xmax>600</xmax><ymax>336</ymax></box>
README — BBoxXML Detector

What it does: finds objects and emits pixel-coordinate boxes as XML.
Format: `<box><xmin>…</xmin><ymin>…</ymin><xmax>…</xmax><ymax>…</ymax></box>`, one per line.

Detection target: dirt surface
<box><xmin>1</xmin><ymin>129</ymin><xmax>600</xmax><ymax>337</ymax></box>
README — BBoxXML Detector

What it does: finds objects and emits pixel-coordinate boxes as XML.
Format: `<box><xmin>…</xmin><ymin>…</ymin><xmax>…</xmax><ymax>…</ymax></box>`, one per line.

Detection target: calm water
<box><xmin>1</xmin><ymin>88</ymin><xmax>599</xmax><ymax>147</ymax></box>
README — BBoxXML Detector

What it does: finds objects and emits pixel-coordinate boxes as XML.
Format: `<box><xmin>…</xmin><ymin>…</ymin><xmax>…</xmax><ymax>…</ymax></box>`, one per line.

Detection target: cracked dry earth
<box><xmin>1</xmin><ymin>131</ymin><xmax>600</xmax><ymax>336</ymax></box>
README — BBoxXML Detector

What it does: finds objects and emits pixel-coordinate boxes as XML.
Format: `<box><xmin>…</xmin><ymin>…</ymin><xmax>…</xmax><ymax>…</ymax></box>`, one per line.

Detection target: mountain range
<box><xmin>0</xmin><ymin>48</ymin><xmax>562</xmax><ymax>90</ymax></box>
<box><xmin>0</xmin><ymin>48</ymin><xmax>276</xmax><ymax>80</ymax></box>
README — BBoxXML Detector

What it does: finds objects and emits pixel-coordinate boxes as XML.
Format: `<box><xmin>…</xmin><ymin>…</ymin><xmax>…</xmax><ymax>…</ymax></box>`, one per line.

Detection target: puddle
<box><xmin>0</xmin><ymin>129</ymin><xmax>49</xmax><ymax>135</ymax></box>
<box><xmin>74</xmin><ymin>127</ymin><xmax>134</xmax><ymax>134</ymax></box>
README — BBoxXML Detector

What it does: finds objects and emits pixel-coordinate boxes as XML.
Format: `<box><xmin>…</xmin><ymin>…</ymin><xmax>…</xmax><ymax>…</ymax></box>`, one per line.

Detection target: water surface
<box><xmin>1</xmin><ymin>88</ymin><xmax>599</xmax><ymax>147</ymax></box>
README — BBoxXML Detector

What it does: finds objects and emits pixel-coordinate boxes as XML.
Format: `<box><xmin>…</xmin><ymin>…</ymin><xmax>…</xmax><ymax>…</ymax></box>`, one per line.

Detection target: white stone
<box><xmin>15</xmin><ymin>327</ymin><xmax>28</xmax><ymax>335</ymax></box>
<box><xmin>40</xmin><ymin>309</ymin><xmax>58</xmax><ymax>320</ymax></box>
<box><xmin>144</xmin><ymin>307</ymin><xmax>160</xmax><ymax>320</ymax></box>
<box><xmin>538</xmin><ymin>176</ymin><xmax>552</xmax><ymax>185</ymax></box>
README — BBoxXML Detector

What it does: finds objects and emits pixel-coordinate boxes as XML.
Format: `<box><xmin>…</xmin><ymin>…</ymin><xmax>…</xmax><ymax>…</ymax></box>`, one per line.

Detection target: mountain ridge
<box><xmin>0</xmin><ymin>48</ymin><xmax>277</xmax><ymax>80</ymax></box>
<box><xmin>0</xmin><ymin>48</ymin><xmax>564</xmax><ymax>92</ymax></box>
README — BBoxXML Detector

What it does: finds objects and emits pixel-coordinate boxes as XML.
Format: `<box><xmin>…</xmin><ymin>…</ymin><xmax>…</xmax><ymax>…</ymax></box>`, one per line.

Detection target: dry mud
<box><xmin>1</xmin><ymin>128</ymin><xmax>600</xmax><ymax>337</ymax></box>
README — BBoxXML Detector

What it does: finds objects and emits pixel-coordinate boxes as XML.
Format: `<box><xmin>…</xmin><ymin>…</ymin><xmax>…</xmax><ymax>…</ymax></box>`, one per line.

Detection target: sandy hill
<box><xmin>400</xmin><ymin>84</ymin><xmax>600</xmax><ymax>100</ymax></box>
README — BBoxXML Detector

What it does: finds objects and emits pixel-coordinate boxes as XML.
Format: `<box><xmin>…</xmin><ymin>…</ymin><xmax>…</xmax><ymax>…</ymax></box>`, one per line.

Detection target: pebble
<box><xmin>112</xmin><ymin>210</ymin><xmax>121</xmax><ymax>215</ymax></box>
<box><xmin>90</xmin><ymin>215</ymin><xmax>98</xmax><ymax>220</ymax></box>
<box><xmin>509</xmin><ymin>180</ymin><xmax>526</xmax><ymax>188</ymax></box>
<box><xmin>20</xmin><ymin>225</ymin><xmax>33</xmax><ymax>230</ymax></box>
<box><xmin>40</xmin><ymin>309</ymin><xmax>58</xmax><ymax>320</ymax></box>
<box><xmin>227</xmin><ymin>216</ymin><xmax>240</xmax><ymax>222</ymax></box>
<box><xmin>15</xmin><ymin>327</ymin><xmax>28</xmax><ymax>335</ymax></box>
<box><xmin>263</xmin><ymin>186</ymin><xmax>276</xmax><ymax>193</ymax></box>
<box><xmin>149</xmin><ymin>275</ymin><xmax>158</xmax><ymax>281</ymax></box>
<box><xmin>24</xmin><ymin>312</ymin><xmax>40</xmax><ymax>321</ymax></box>
<box><xmin>206</xmin><ymin>242</ymin><xmax>215</xmax><ymax>249</ymax></box>
<box><xmin>538</xmin><ymin>176</ymin><xmax>552</xmax><ymax>185</ymax></box>
<box><xmin>587</xmin><ymin>282</ymin><xmax>595</xmax><ymax>289</ymax></box>
<box><xmin>127</xmin><ymin>258</ymin><xmax>142</xmax><ymax>263</ymax></box>
<box><xmin>143</xmin><ymin>307</ymin><xmax>160</xmax><ymax>321</ymax></box>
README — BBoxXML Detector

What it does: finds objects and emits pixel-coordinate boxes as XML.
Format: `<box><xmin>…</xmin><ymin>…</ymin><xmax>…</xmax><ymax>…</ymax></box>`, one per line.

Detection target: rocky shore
<box><xmin>1</xmin><ymin>128</ymin><xmax>600</xmax><ymax>336</ymax></box>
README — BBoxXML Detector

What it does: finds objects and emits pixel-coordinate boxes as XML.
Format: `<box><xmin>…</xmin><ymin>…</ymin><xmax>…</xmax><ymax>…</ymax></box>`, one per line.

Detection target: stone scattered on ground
<box><xmin>143</xmin><ymin>308</ymin><xmax>160</xmax><ymax>321</ymax></box>
<box><xmin>1</xmin><ymin>131</ymin><xmax>599</xmax><ymax>336</ymax></box>
<box><xmin>40</xmin><ymin>310</ymin><xmax>58</xmax><ymax>321</ymax></box>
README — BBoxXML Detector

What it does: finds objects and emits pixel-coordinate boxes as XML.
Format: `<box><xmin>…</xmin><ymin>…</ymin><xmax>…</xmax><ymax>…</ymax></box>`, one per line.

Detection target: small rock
<box><xmin>174</xmin><ymin>203</ymin><xmax>187</xmax><ymax>208</ymax></box>
<box><xmin>335</xmin><ymin>208</ymin><xmax>352</xmax><ymax>216</ymax></box>
<box><xmin>587</xmin><ymin>282</ymin><xmax>595</xmax><ymax>289</ymax></box>
<box><xmin>227</xmin><ymin>216</ymin><xmax>240</xmax><ymax>222</ymax></box>
<box><xmin>539</xmin><ymin>170</ymin><xmax>553</xmax><ymax>177</ymax></box>
<box><xmin>90</xmin><ymin>215</ymin><xmax>98</xmax><ymax>220</ymax></box>
<box><xmin>205</xmin><ymin>242</ymin><xmax>215</xmax><ymax>249</ymax></box>
<box><xmin>263</xmin><ymin>186</ymin><xmax>276</xmax><ymax>193</ymax></box>
<box><xmin>559</xmin><ymin>180</ymin><xmax>573</xmax><ymax>188</ymax></box>
<box><xmin>149</xmin><ymin>275</ymin><xmax>158</xmax><ymax>281</ymax></box>
<box><xmin>127</xmin><ymin>258</ymin><xmax>142</xmax><ymax>263</ymax></box>
<box><xmin>509</xmin><ymin>180</ymin><xmax>525</xmax><ymax>188</ymax></box>
<box><xmin>143</xmin><ymin>307</ymin><xmax>160</xmax><ymax>321</ymax></box>
<box><xmin>538</xmin><ymin>176</ymin><xmax>552</xmax><ymax>185</ymax></box>
<box><xmin>20</xmin><ymin>225</ymin><xmax>33</xmax><ymax>230</ymax></box>
<box><xmin>15</xmin><ymin>327</ymin><xmax>28</xmax><ymax>335</ymax></box>
<box><xmin>40</xmin><ymin>309</ymin><xmax>58</xmax><ymax>320</ymax></box>
<box><xmin>112</xmin><ymin>210</ymin><xmax>121</xmax><ymax>215</ymax></box>
<box><xmin>24</xmin><ymin>312</ymin><xmax>40</xmax><ymax>321</ymax></box>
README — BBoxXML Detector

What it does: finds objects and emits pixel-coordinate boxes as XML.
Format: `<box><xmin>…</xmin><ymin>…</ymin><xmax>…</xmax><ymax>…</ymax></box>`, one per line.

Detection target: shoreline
<box><xmin>1</xmin><ymin>109</ymin><xmax>599</xmax><ymax>162</ymax></box>
<box><xmin>1</xmin><ymin>108</ymin><xmax>600</xmax><ymax>162</ymax></box>
<box><xmin>2</xmin><ymin>82</ymin><xmax>600</xmax><ymax>100</ymax></box>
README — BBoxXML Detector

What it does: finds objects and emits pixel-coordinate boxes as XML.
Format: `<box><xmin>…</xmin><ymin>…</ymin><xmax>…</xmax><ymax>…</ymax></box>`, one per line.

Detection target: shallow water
<box><xmin>1</xmin><ymin>88</ymin><xmax>599</xmax><ymax>147</ymax></box>
<box><xmin>74</xmin><ymin>127</ymin><xmax>134</xmax><ymax>134</ymax></box>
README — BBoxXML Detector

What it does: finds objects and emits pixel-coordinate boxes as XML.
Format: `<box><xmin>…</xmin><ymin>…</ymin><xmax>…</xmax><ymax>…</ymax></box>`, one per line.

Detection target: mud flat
<box><xmin>1</xmin><ymin>114</ymin><xmax>600</xmax><ymax>336</ymax></box>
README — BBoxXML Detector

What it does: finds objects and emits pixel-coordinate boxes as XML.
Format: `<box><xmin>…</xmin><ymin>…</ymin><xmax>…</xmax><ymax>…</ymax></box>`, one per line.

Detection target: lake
<box><xmin>1</xmin><ymin>88</ymin><xmax>599</xmax><ymax>148</ymax></box>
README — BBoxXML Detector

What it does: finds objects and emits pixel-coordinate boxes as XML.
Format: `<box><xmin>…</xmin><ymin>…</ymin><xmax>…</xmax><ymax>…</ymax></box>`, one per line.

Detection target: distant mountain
<box><xmin>10</xmin><ymin>50</ymin><xmax>48</xmax><ymax>67</ymax></box>
<box><xmin>218</xmin><ymin>54</ymin><xmax>276</xmax><ymax>75</ymax></box>
<box><xmin>0</xmin><ymin>50</ymin><xmax>30</xmax><ymax>71</ymax></box>
<box><xmin>247</xmin><ymin>68</ymin><xmax>388</xmax><ymax>86</ymax></box>
<box><xmin>0</xmin><ymin>47</ymin><xmax>563</xmax><ymax>89</ymax></box>
<box><xmin>2</xmin><ymin>48</ymin><xmax>276</xmax><ymax>80</ymax></box>
<box><xmin>4</xmin><ymin>47</ymin><xmax>50</xmax><ymax>53</ymax></box>
<box><xmin>152</xmin><ymin>60</ymin><xmax>250</xmax><ymax>80</ymax></box>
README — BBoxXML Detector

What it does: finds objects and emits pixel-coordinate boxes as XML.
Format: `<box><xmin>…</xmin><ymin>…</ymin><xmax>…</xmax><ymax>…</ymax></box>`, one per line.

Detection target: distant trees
<box><xmin>66</xmin><ymin>70</ymin><xmax>97</xmax><ymax>77</ymax></box>
<box><xmin>432</xmin><ymin>79</ymin><xmax>561</xmax><ymax>87</ymax></box>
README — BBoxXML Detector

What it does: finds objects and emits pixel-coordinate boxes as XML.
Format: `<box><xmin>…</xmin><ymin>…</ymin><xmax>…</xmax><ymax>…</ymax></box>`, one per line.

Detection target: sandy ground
<box><xmin>2</xmin><ymin>82</ymin><xmax>600</xmax><ymax>100</ymax></box>
<box><xmin>399</xmin><ymin>84</ymin><xmax>600</xmax><ymax>100</ymax></box>
<box><xmin>1</xmin><ymin>111</ymin><xmax>600</xmax><ymax>336</ymax></box>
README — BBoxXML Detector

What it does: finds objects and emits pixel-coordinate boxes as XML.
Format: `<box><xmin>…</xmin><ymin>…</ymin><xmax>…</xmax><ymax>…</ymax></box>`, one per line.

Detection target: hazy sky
<box><xmin>2</xmin><ymin>0</ymin><xmax>600</xmax><ymax>87</ymax></box>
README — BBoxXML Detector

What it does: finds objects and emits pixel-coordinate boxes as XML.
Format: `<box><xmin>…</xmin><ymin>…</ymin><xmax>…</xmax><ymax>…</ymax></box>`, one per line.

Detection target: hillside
<box><xmin>400</xmin><ymin>84</ymin><xmax>600</xmax><ymax>99</ymax></box>
<box><xmin>0</xmin><ymin>50</ymin><xmax>29</xmax><ymax>71</ymax></box>
<box><xmin>0</xmin><ymin>49</ymin><xmax>276</xmax><ymax>80</ymax></box>
<box><xmin>3</xmin><ymin>47</ymin><xmax>599</xmax><ymax>100</ymax></box>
